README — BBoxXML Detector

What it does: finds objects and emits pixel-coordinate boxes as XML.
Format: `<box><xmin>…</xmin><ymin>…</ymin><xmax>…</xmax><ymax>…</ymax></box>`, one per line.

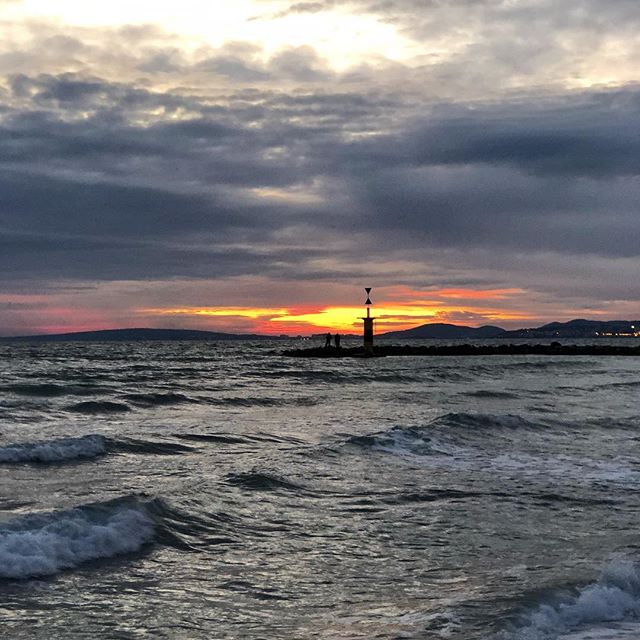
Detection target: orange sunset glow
<box><xmin>4</xmin><ymin>281</ymin><xmax>623</xmax><ymax>337</ymax></box>
<box><xmin>136</xmin><ymin>287</ymin><xmax>532</xmax><ymax>334</ymax></box>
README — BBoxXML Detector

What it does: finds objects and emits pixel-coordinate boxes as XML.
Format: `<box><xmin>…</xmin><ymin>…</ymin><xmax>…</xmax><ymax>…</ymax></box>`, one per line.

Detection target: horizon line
<box><xmin>2</xmin><ymin>318</ymin><xmax>640</xmax><ymax>340</ymax></box>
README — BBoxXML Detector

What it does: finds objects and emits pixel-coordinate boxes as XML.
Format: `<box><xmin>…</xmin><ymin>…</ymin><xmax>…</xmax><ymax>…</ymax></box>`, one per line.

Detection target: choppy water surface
<box><xmin>1</xmin><ymin>338</ymin><xmax>640</xmax><ymax>639</ymax></box>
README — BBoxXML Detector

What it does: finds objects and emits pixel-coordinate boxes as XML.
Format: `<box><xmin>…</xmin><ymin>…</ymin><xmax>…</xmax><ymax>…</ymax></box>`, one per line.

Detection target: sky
<box><xmin>1</xmin><ymin>0</ymin><xmax>640</xmax><ymax>335</ymax></box>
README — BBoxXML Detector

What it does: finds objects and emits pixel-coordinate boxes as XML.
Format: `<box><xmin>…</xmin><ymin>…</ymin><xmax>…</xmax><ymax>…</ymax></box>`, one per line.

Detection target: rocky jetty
<box><xmin>283</xmin><ymin>343</ymin><xmax>640</xmax><ymax>358</ymax></box>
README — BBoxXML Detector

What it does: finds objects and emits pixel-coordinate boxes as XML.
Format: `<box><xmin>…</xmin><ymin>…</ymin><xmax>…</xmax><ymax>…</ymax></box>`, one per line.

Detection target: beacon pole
<box><xmin>361</xmin><ymin>287</ymin><xmax>376</xmax><ymax>357</ymax></box>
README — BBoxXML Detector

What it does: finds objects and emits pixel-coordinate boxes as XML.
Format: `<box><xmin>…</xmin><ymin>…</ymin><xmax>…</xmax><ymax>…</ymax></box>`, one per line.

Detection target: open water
<box><xmin>1</xmin><ymin>338</ymin><xmax>640</xmax><ymax>639</ymax></box>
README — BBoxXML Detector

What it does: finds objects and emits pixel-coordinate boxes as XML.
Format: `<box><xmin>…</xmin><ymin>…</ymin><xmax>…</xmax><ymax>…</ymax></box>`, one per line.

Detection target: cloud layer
<box><xmin>1</xmin><ymin>0</ymin><xmax>639</xmax><ymax>333</ymax></box>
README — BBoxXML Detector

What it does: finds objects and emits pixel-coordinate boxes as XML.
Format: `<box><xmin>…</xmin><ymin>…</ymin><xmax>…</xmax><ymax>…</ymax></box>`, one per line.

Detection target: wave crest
<box><xmin>0</xmin><ymin>435</ymin><xmax>107</xmax><ymax>463</ymax></box>
<box><xmin>0</xmin><ymin>435</ymin><xmax>194</xmax><ymax>464</ymax></box>
<box><xmin>0</xmin><ymin>497</ymin><xmax>155</xmax><ymax>579</ymax></box>
<box><xmin>495</xmin><ymin>559</ymin><xmax>640</xmax><ymax>639</ymax></box>
<box><xmin>346</xmin><ymin>413</ymin><xmax>540</xmax><ymax>457</ymax></box>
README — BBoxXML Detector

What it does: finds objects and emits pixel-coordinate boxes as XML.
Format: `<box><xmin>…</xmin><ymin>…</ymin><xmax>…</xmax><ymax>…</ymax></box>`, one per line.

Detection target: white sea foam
<box><xmin>361</xmin><ymin>424</ymin><xmax>640</xmax><ymax>487</ymax></box>
<box><xmin>0</xmin><ymin>435</ymin><xmax>107</xmax><ymax>463</ymax></box>
<box><xmin>495</xmin><ymin>560</ymin><xmax>640</xmax><ymax>640</ymax></box>
<box><xmin>370</xmin><ymin>429</ymin><xmax>465</xmax><ymax>458</ymax></box>
<box><xmin>486</xmin><ymin>453</ymin><xmax>640</xmax><ymax>486</ymax></box>
<box><xmin>0</xmin><ymin>500</ymin><xmax>155</xmax><ymax>579</ymax></box>
<box><xmin>357</xmin><ymin>422</ymin><xmax>470</xmax><ymax>459</ymax></box>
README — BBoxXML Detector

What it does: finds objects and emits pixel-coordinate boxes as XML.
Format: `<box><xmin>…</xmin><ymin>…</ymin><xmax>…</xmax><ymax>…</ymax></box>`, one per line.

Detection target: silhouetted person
<box><xmin>324</xmin><ymin>332</ymin><xmax>332</xmax><ymax>348</ymax></box>
<box><xmin>334</xmin><ymin>333</ymin><xmax>341</xmax><ymax>349</ymax></box>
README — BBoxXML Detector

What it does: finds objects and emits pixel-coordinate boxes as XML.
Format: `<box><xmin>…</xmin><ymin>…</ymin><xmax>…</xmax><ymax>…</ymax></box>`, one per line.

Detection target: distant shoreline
<box><xmin>0</xmin><ymin>328</ymin><xmax>286</xmax><ymax>343</ymax></box>
<box><xmin>2</xmin><ymin>318</ymin><xmax>640</xmax><ymax>342</ymax></box>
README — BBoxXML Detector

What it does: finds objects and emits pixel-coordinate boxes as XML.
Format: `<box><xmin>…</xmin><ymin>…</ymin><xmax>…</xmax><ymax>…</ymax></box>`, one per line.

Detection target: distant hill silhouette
<box><xmin>382</xmin><ymin>319</ymin><xmax>640</xmax><ymax>340</ymax></box>
<box><xmin>3</xmin><ymin>319</ymin><xmax>640</xmax><ymax>342</ymax></box>
<box><xmin>0</xmin><ymin>328</ymin><xmax>281</xmax><ymax>342</ymax></box>
<box><xmin>382</xmin><ymin>323</ymin><xmax>506</xmax><ymax>339</ymax></box>
<box><xmin>503</xmin><ymin>319</ymin><xmax>640</xmax><ymax>338</ymax></box>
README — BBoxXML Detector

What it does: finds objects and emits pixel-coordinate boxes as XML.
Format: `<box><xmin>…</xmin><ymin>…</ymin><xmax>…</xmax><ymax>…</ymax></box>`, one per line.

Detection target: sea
<box><xmin>1</xmin><ymin>337</ymin><xmax>640</xmax><ymax>640</ymax></box>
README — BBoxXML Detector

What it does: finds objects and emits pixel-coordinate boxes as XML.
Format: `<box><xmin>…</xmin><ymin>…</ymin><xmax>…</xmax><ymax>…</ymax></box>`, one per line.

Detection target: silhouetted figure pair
<box><xmin>324</xmin><ymin>332</ymin><xmax>341</xmax><ymax>349</ymax></box>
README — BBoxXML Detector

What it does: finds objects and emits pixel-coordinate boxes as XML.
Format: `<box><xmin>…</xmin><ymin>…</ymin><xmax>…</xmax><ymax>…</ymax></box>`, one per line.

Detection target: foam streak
<box><xmin>0</xmin><ymin>500</ymin><xmax>155</xmax><ymax>579</ymax></box>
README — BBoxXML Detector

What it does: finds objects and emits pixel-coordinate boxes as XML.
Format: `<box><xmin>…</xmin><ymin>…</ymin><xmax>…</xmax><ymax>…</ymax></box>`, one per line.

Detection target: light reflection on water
<box><xmin>0</xmin><ymin>339</ymin><xmax>639</xmax><ymax>638</ymax></box>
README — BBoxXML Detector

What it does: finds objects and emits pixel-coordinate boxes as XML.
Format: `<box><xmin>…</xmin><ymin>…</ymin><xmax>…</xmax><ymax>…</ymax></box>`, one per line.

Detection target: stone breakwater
<box><xmin>283</xmin><ymin>343</ymin><xmax>640</xmax><ymax>358</ymax></box>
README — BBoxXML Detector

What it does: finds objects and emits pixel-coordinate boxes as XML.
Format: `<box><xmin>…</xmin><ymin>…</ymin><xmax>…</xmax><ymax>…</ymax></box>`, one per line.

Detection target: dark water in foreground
<box><xmin>1</xmin><ymin>338</ymin><xmax>640</xmax><ymax>639</ymax></box>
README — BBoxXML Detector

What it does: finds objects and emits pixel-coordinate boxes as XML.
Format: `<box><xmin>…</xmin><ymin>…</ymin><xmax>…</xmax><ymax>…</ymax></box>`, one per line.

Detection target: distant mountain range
<box><xmin>2</xmin><ymin>319</ymin><xmax>640</xmax><ymax>342</ymax></box>
<box><xmin>382</xmin><ymin>323</ymin><xmax>506</xmax><ymax>339</ymax></box>
<box><xmin>0</xmin><ymin>328</ymin><xmax>282</xmax><ymax>342</ymax></box>
<box><xmin>501</xmin><ymin>319</ymin><xmax>640</xmax><ymax>339</ymax></box>
<box><xmin>381</xmin><ymin>319</ymin><xmax>640</xmax><ymax>339</ymax></box>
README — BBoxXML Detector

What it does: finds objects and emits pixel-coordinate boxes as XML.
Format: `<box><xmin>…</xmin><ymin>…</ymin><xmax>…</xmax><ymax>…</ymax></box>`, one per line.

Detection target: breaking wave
<box><xmin>0</xmin><ymin>435</ymin><xmax>195</xmax><ymax>464</ymax></box>
<box><xmin>0</xmin><ymin>435</ymin><xmax>107</xmax><ymax>463</ymax></box>
<box><xmin>0</xmin><ymin>495</ymin><xmax>237</xmax><ymax>580</ymax></box>
<box><xmin>347</xmin><ymin>428</ymin><xmax>454</xmax><ymax>457</ymax></box>
<box><xmin>343</xmin><ymin>414</ymin><xmax>640</xmax><ymax>485</ymax></box>
<box><xmin>436</xmin><ymin>412</ymin><xmax>539</xmax><ymax>431</ymax></box>
<box><xmin>0</xmin><ymin>496</ymin><xmax>155</xmax><ymax>579</ymax></box>
<box><xmin>494</xmin><ymin>559</ymin><xmax>640</xmax><ymax>640</ymax></box>
<box><xmin>346</xmin><ymin>413</ymin><xmax>538</xmax><ymax>457</ymax></box>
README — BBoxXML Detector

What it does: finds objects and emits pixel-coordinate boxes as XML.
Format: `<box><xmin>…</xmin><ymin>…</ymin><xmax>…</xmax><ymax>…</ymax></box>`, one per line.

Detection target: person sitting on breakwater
<box><xmin>334</xmin><ymin>333</ymin><xmax>341</xmax><ymax>349</ymax></box>
<box><xmin>324</xmin><ymin>332</ymin><xmax>332</xmax><ymax>348</ymax></box>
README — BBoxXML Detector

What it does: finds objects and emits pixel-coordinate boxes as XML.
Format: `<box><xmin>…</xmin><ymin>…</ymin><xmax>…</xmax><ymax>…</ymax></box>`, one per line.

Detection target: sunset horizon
<box><xmin>3</xmin><ymin>2</ymin><xmax>640</xmax><ymax>638</ymax></box>
<box><xmin>2</xmin><ymin>283</ymin><xmax>634</xmax><ymax>336</ymax></box>
<box><xmin>2</xmin><ymin>1</ymin><xmax>640</xmax><ymax>335</ymax></box>
<box><xmin>1</xmin><ymin>291</ymin><xmax>635</xmax><ymax>338</ymax></box>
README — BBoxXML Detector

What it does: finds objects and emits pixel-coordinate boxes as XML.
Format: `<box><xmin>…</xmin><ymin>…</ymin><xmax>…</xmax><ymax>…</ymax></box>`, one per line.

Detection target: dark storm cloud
<box><xmin>8</xmin><ymin>73</ymin><xmax>189</xmax><ymax>112</ymax></box>
<box><xmin>0</xmin><ymin>228</ymin><xmax>331</xmax><ymax>282</ymax></box>
<box><xmin>2</xmin><ymin>67</ymin><xmax>640</xmax><ymax>288</ymax></box>
<box><xmin>0</xmin><ymin>170</ymin><xmax>261</xmax><ymax>237</ymax></box>
<box><xmin>353</xmin><ymin>165</ymin><xmax>640</xmax><ymax>256</ymax></box>
<box><xmin>11</xmin><ymin>74</ymin><xmax>109</xmax><ymax>104</ymax></box>
<box><xmin>336</xmin><ymin>92</ymin><xmax>640</xmax><ymax>257</ymax></box>
<box><xmin>1</xmin><ymin>74</ymin><xmax>407</xmax><ymax>194</ymax></box>
<box><xmin>399</xmin><ymin>95</ymin><xmax>640</xmax><ymax>178</ymax></box>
